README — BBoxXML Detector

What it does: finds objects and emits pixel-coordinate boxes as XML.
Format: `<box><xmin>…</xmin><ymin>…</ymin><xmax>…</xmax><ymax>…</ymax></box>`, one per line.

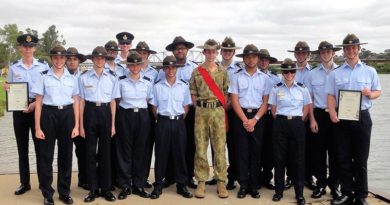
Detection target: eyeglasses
<box><xmin>282</xmin><ymin>70</ymin><xmax>296</xmax><ymax>74</ymax></box>
<box><xmin>119</xmin><ymin>42</ymin><xmax>131</xmax><ymax>45</ymax></box>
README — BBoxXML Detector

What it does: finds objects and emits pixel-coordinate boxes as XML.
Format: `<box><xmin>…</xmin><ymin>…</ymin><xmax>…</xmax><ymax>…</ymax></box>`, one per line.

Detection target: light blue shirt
<box><xmin>115</xmin><ymin>54</ymin><xmax>126</xmax><ymax>68</ymax></box>
<box><xmin>307</xmin><ymin>63</ymin><xmax>337</xmax><ymax>109</ymax></box>
<box><xmin>295</xmin><ymin>63</ymin><xmax>312</xmax><ymax>86</ymax></box>
<box><xmin>261</xmin><ymin>69</ymin><xmax>282</xmax><ymax>86</ymax></box>
<box><xmin>156</xmin><ymin>59</ymin><xmax>198</xmax><ymax>83</ymax></box>
<box><xmin>105</xmin><ymin>63</ymin><xmax>126</xmax><ymax>77</ymax></box>
<box><xmin>7</xmin><ymin>58</ymin><xmax>50</xmax><ymax>98</ymax></box>
<box><xmin>79</xmin><ymin>69</ymin><xmax>120</xmax><ymax>103</ymax></box>
<box><xmin>118</xmin><ymin>74</ymin><xmax>153</xmax><ymax>109</ymax></box>
<box><xmin>325</xmin><ymin>61</ymin><xmax>381</xmax><ymax>110</ymax></box>
<box><xmin>225</xmin><ymin>61</ymin><xmax>242</xmax><ymax>81</ymax></box>
<box><xmin>32</xmin><ymin>68</ymin><xmax>78</xmax><ymax>106</ymax></box>
<box><xmin>150</xmin><ymin>79</ymin><xmax>192</xmax><ymax>116</ymax></box>
<box><xmin>269</xmin><ymin>81</ymin><xmax>312</xmax><ymax>116</ymax></box>
<box><xmin>140</xmin><ymin>64</ymin><xmax>158</xmax><ymax>82</ymax></box>
<box><xmin>228</xmin><ymin>68</ymin><xmax>272</xmax><ymax>109</ymax></box>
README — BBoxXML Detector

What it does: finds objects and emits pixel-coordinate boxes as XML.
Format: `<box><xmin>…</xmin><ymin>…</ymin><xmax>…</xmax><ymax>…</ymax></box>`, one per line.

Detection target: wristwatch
<box><xmin>254</xmin><ymin>115</ymin><xmax>260</xmax><ymax>121</ymax></box>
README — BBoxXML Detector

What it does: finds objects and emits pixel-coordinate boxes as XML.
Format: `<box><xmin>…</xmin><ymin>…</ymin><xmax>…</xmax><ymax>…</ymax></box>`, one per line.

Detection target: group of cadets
<box><xmin>3</xmin><ymin>32</ymin><xmax>381</xmax><ymax>205</ymax></box>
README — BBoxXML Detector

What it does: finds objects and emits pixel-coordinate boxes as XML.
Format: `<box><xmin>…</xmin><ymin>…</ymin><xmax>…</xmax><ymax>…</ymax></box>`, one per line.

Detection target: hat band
<box><xmin>281</xmin><ymin>64</ymin><xmax>296</xmax><ymax>69</ymax></box>
<box><xmin>343</xmin><ymin>39</ymin><xmax>360</xmax><ymax>44</ymax></box>
<box><xmin>295</xmin><ymin>47</ymin><xmax>310</xmax><ymax>52</ymax></box>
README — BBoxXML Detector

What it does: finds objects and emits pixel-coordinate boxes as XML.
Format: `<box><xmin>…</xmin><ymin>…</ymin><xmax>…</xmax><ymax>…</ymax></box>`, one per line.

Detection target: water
<box><xmin>0</xmin><ymin>75</ymin><xmax>389</xmax><ymax>194</ymax></box>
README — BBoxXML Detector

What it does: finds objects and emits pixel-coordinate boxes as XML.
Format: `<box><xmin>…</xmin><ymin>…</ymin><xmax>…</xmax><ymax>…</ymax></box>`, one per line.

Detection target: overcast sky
<box><xmin>1</xmin><ymin>0</ymin><xmax>389</xmax><ymax>61</ymax></box>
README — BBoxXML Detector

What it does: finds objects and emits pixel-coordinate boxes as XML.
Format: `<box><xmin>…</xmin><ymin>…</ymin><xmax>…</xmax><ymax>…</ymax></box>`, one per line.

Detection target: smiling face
<box><xmin>282</xmin><ymin>69</ymin><xmax>296</xmax><ymax>82</ymax></box>
<box><xmin>92</xmin><ymin>56</ymin><xmax>106</xmax><ymax>69</ymax></box>
<box><xmin>164</xmin><ymin>65</ymin><xmax>177</xmax><ymax>79</ymax></box>
<box><xmin>258</xmin><ymin>57</ymin><xmax>270</xmax><ymax>70</ymax></box>
<box><xmin>243</xmin><ymin>54</ymin><xmax>259</xmax><ymax>69</ymax></box>
<box><xmin>294</xmin><ymin>51</ymin><xmax>310</xmax><ymax>63</ymax></box>
<box><xmin>343</xmin><ymin>45</ymin><xmax>360</xmax><ymax>61</ymax></box>
<box><xmin>128</xmin><ymin>63</ymin><xmax>141</xmax><ymax>75</ymax></box>
<box><xmin>221</xmin><ymin>49</ymin><xmax>235</xmax><ymax>61</ymax></box>
<box><xmin>319</xmin><ymin>49</ymin><xmax>335</xmax><ymax>63</ymax></box>
<box><xmin>51</xmin><ymin>55</ymin><xmax>67</xmax><ymax>69</ymax></box>
<box><xmin>203</xmin><ymin>49</ymin><xmax>219</xmax><ymax>63</ymax></box>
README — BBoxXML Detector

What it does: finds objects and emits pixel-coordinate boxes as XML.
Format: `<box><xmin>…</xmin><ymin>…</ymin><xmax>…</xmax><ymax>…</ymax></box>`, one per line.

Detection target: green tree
<box><xmin>0</xmin><ymin>24</ymin><xmax>21</xmax><ymax>66</ymax></box>
<box><xmin>36</xmin><ymin>25</ymin><xmax>66</xmax><ymax>63</ymax></box>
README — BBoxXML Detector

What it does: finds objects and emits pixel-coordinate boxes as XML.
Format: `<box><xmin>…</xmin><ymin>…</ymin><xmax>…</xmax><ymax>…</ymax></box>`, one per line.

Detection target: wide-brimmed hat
<box><xmin>287</xmin><ymin>41</ymin><xmax>311</xmax><ymax>53</ymax></box>
<box><xmin>66</xmin><ymin>47</ymin><xmax>86</xmax><ymax>63</ymax></box>
<box><xmin>311</xmin><ymin>41</ymin><xmax>342</xmax><ymax>54</ymax></box>
<box><xmin>116</xmin><ymin>32</ymin><xmax>134</xmax><ymax>44</ymax></box>
<box><xmin>86</xmin><ymin>46</ymin><xmax>114</xmax><ymax>60</ymax></box>
<box><xmin>161</xmin><ymin>55</ymin><xmax>183</xmax><ymax>68</ymax></box>
<box><xmin>258</xmin><ymin>49</ymin><xmax>278</xmax><ymax>63</ymax></box>
<box><xmin>104</xmin><ymin>40</ymin><xmax>121</xmax><ymax>51</ymax></box>
<box><xmin>220</xmin><ymin>36</ymin><xmax>241</xmax><ymax>50</ymax></box>
<box><xmin>120</xmin><ymin>51</ymin><xmax>143</xmax><ymax>65</ymax></box>
<box><xmin>129</xmin><ymin>41</ymin><xmax>157</xmax><ymax>54</ymax></box>
<box><xmin>279</xmin><ymin>58</ymin><xmax>297</xmax><ymax>70</ymax></box>
<box><xmin>17</xmin><ymin>34</ymin><xmax>38</xmax><ymax>46</ymax></box>
<box><xmin>336</xmin><ymin>33</ymin><xmax>368</xmax><ymax>46</ymax></box>
<box><xmin>196</xmin><ymin>39</ymin><xmax>220</xmax><ymax>50</ymax></box>
<box><xmin>236</xmin><ymin>44</ymin><xmax>260</xmax><ymax>57</ymax></box>
<box><xmin>47</xmin><ymin>45</ymin><xmax>69</xmax><ymax>56</ymax></box>
<box><xmin>165</xmin><ymin>36</ymin><xmax>194</xmax><ymax>51</ymax></box>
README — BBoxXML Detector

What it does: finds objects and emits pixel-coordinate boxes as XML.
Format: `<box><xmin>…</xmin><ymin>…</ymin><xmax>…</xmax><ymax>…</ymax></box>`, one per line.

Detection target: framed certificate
<box><xmin>337</xmin><ymin>89</ymin><xmax>362</xmax><ymax>121</ymax></box>
<box><xmin>6</xmin><ymin>82</ymin><xmax>29</xmax><ymax>112</ymax></box>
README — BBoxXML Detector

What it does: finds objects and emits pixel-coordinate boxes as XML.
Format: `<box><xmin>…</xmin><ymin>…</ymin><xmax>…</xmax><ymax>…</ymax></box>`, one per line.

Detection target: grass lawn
<box><xmin>0</xmin><ymin>77</ymin><xmax>6</xmax><ymax>116</ymax></box>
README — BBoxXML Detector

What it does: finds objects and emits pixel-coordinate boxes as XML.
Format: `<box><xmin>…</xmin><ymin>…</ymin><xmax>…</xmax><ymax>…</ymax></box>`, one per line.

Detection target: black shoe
<box><xmin>59</xmin><ymin>195</ymin><xmax>73</xmax><ymax>204</ymax></box>
<box><xmin>177</xmin><ymin>186</ymin><xmax>193</xmax><ymax>198</ymax></box>
<box><xmin>331</xmin><ymin>188</ymin><xmax>342</xmax><ymax>200</ymax></box>
<box><xmin>43</xmin><ymin>197</ymin><xmax>54</xmax><ymax>205</ymax></box>
<box><xmin>226</xmin><ymin>180</ymin><xmax>236</xmax><ymax>190</ymax></box>
<box><xmin>110</xmin><ymin>186</ymin><xmax>116</xmax><ymax>191</ymax></box>
<box><xmin>250</xmin><ymin>189</ymin><xmax>260</xmax><ymax>199</ymax></box>
<box><xmin>132</xmin><ymin>187</ymin><xmax>150</xmax><ymax>198</ymax></box>
<box><xmin>206</xmin><ymin>178</ymin><xmax>217</xmax><ymax>185</ymax></box>
<box><xmin>331</xmin><ymin>195</ymin><xmax>354</xmax><ymax>205</ymax></box>
<box><xmin>84</xmin><ymin>190</ymin><xmax>99</xmax><ymax>203</ymax></box>
<box><xmin>284</xmin><ymin>179</ymin><xmax>292</xmax><ymax>190</ymax></box>
<box><xmin>187</xmin><ymin>179</ymin><xmax>197</xmax><ymax>189</ymax></box>
<box><xmin>263</xmin><ymin>182</ymin><xmax>275</xmax><ymax>190</ymax></box>
<box><xmin>162</xmin><ymin>178</ymin><xmax>175</xmax><ymax>188</ymax></box>
<box><xmin>272</xmin><ymin>193</ymin><xmax>283</xmax><ymax>202</ymax></box>
<box><xmin>118</xmin><ymin>188</ymin><xmax>131</xmax><ymax>200</ymax></box>
<box><xmin>14</xmin><ymin>184</ymin><xmax>31</xmax><ymax>195</ymax></box>
<box><xmin>297</xmin><ymin>196</ymin><xmax>306</xmax><ymax>205</ymax></box>
<box><xmin>144</xmin><ymin>180</ymin><xmax>153</xmax><ymax>188</ymax></box>
<box><xmin>311</xmin><ymin>186</ymin><xmax>326</xmax><ymax>198</ymax></box>
<box><xmin>237</xmin><ymin>188</ymin><xmax>247</xmax><ymax>198</ymax></box>
<box><xmin>77</xmin><ymin>183</ymin><xmax>89</xmax><ymax>191</ymax></box>
<box><xmin>100</xmin><ymin>191</ymin><xmax>116</xmax><ymax>202</ymax></box>
<box><xmin>355</xmin><ymin>198</ymin><xmax>369</xmax><ymax>205</ymax></box>
<box><xmin>305</xmin><ymin>179</ymin><xmax>317</xmax><ymax>190</ymax></box>
<box><xmin>150</xmin><ymin>187</ymin><xmax>162</xmax><ymax>199</ymax></box>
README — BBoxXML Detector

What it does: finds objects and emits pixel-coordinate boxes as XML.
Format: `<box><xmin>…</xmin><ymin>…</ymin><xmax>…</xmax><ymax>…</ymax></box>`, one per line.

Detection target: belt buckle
<box><xmin>96</xmin><ymin>102</ymin><xmax>101</xmax><ymax>106</ymax></box>
<box><xmin>247</xmin><ymin>109</ymin><xmax>253</xmax><ymax>113</ymax></box>
<box><xmin>134</xmin><ymin>108</ymin><xmax>139</xmax><ymax>112</ymax></box>
<box><xmin>169</xmin><ymin>116</ymin><xmax>175</xmax><ymax>120</ymax></box>
<box><xmin>58</xmin><ymin>105</ymin><xmax>63</xmax><ymax>110</ymax></box>
<box><xmin>287</xmin><ymin>115</ymin><xmax>292</xmax><ymax>120</ymax></box>
<box><xmin>325</xmin><ymin>108</ymin><xmax>329</xmax><ymax>112</ymax></box>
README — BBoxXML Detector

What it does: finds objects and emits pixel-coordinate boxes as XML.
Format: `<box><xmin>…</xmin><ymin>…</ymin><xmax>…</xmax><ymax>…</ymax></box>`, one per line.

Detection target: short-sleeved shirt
<box><xmin>228</xmin><ymin>68</ymin><xmax>272</xmax><ymax>109</ymax></box>
<box><xmin>325</xmin><ymin>61</ymin><xmax>381</xmax><ymax>110</ymax></box>
<box><xmin>140</xmin><ymin>64</ymin><xmax>158</xmax><ymax>82</ymax></box>
<box><xmin>32</xmin><ymin>68</ymin><xmax>78</xmax><ymax>106</ymax></box>
<box><xmin>150</xmin><ymin>79</ymin><xmax>191</xmax><ymax>116</ymax></box>
<box><xmin>268</xmin><ymin>81</ymin><xmax>312</xmax><ymax>116</ymax></box>
<box><xmin>156</xmin><ymin>59</ymin><xmax>198</xmax><ymax>83</ymax></box>
<box><xmin>105</xmin><ymin>63</ymin><xmax>126</xmax><ymax>77</ymax></box>
<box><xmin>295</xmin><ymin>63</ymin><xmax>312</xmax><ymax>86</ymax></box>
<box><xmin>118</xmin><ymin>74</ymin><xmax>153</xmax><ymax>109</ymax></box>
<box><xmin>261</xmin><ymin>69</ymin><xmax>282</xmax><ymax>86</ymax></box>
<box><xmin>7</xmin><ymin>58</ymin><xmax>50</xmax><ymax>98</ymax></box>
<box><xmin>79</xmin><ymin>69</ymin><xmax>120</xmax><ymax>103</ymax></box>
<box><xmin>189</xmin><ymin>66</ymin><xmax>229</xmax><ymax>101</ymax></box>
<box><xmin>224</xmin><ymin>61</ymin><xmax>242</xmax><ymax>81</ymax></box>
<box><xmin>307</xmin><ymin>63</ymin><xmax>337</xmax><ymax>109</ymax></box>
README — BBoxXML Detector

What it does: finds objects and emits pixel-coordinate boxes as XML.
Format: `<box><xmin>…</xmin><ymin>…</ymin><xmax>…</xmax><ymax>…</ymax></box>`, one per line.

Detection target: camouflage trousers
<box><xmin>194</xmin><ymin>106</ymin><xmax>227</xmax><ymax>182</ymax></box>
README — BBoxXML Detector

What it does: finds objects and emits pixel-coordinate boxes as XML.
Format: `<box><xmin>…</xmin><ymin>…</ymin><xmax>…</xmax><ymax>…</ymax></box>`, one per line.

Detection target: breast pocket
<box><xmin>45</xmin><ymin>81</ymin><xmax>59</xmax><ymax>94</ymax></box>
<box><xmin>254</xmin><ymin>81</ymin><xmax>265</xmax><ymax>94</ymax></box>
<box><xmin>136</xmin><ymin>85</ymin><xmax>148</xmax><ymax>99</ymax></box>
<box><xmin>311</xmin><ymin>79</ymin><xmax>325</xmax><ymax>93</ymax></box>
<box><xmin>238</xmin><ymin>79</ymin><xmax>249</xmax><ymax>97</ymax></box>
<box><xmin>357</xmin><ymin>77</ymin><xmax>371</xmax><ymax>89</ymax></box>
<box><xmin>63</xmin><ymin>81</ymin><xmax>75</xmax><ymax>97</ymax></box>
<box><xmin>335</xmin><ymin>77</ymin><xmax>349</xmax><ymax>90</ymax></box>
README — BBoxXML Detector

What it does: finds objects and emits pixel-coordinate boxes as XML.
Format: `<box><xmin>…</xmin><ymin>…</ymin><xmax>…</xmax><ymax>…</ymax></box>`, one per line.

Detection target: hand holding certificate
<box><xmin>337</xmin><ymin>89</ymin><xmax>362</xmax><ymax>121</ymax></box>
<box><xmin>6</xmin><ymin>82</ymin><xmax>29</xmax><ymax>112</ymax></box>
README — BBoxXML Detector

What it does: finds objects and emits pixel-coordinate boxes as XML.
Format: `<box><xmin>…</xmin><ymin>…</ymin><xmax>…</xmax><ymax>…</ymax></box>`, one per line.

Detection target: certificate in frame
<box><xmin>337</xmin><ymin>89</ymin><xmax>362</xmax><ymax>121</ymax></box>
<box><xmin>6</xmin><ymin>82</ymin><xmax>29</xmax><ymax>112</ymax></box>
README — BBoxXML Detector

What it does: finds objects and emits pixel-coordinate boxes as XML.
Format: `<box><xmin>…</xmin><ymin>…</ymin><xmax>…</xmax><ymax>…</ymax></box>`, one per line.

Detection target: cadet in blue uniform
<box><xmin>65</xmin><ymin>47</ymin><xmax>89</xmax><ymax>190</ymax></box>
<box><xmin>3</xmin><ymin>34</ymin><xmax>49</xmax><ymax>195</ymax></box>
<box><xmin>33</xmin><ymin>45</ymin><xmax>79</xmax><ymax>205</ymax></box>
<box><xmin>269</xmin><ymin>58</ymin><xmax>311</xmax><ymax>205</ymax></box>
<box><xmin>307</xmin><ymin>41</ymin><xmax>342</xmax><ymax>199</ymax></box>
<box><xmin>115</xmin><ymin>32</ymin><xmax>134</xmax><ymax>67</ymax></box>
<box><xmin>105</xmin><ymin>40</ymin><xmax>126</xmax><ymax>77</ymax></box>
<box><xmin>257</xmin><ymin>48</ymin><xmax>279</xmax><ymax>190</ymax></box>
<box><xmin>229</xmin><ymin>44</ymin><xmax>272</xmax><ymax>198</ymax></box>
<box><xmin>79</xmin><ymin>46</ymin><xmax>120</xmax><ymax>203</ymax></box>
<box><xmin>149</xmin><ymin>55</ymin><xmax>193</xmax><ymax>199</ymax></box>
<box><xmin>326</xmin><ymin>34</ymin><xmax>381</xmax><ymax>205</ymax></box>
<box><xmin>115</xmin><ymin>52</ymin><xmax>153</xmax><ymax>199</ymax></box>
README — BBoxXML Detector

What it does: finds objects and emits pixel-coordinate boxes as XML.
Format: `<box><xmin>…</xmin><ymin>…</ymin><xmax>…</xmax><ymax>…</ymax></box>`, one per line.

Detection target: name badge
<box><xmin>84</xmin><ymin>85</ymin><xmax>93</xmax><ymax>88</ymax></box>
<box><xmin>277</xmin><ymin>92</ymin><xmax>285</xmax><ymax>96</ymax></box>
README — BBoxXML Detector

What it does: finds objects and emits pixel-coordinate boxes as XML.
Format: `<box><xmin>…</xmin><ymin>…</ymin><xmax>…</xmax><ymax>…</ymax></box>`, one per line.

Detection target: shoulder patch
<box><xmin>190</xmin><ymin>60</ymin><xmax>198</xmax><ymax>65</ymax></box>
<box><xmin>180</xmin><ymin>79</ymin><xmax>188</xmax><ymax>85</ymax></box>
<box><xmin>119</xmin><ymin>75</ymin><xmax>126</xmax><ymax>80</ymax></box>
<box><xmin>142</xmin><ymin>76</ymin><xmax>151</xmax><ymax>82</ymax></box>
<box><xmin>12</xmin><ymin>60</ymin><xmax>19</xmax><ymax>65</ymax></box>
<box><xmin>108</xmin><ymin>70</ymin><xmax>117</xmax><ymax>77</ymax></box>
<box><xmin>297</xmin><ymin>82</ymin><xmax>306</xmax><ymax>88</ymax></box>
<box><xmin>81</xmin><ymin>70</ymin><xmax>88</xmax><ymax>75</ymax></box>
<box><xmin>40</xmin><ymin>70</ymin><xmax>49</xmax><ymax>75</ymax></box>
<box><xmin>274</xmin><ymin>82</ymin><xmax>283</xmax><ymax>88</ymax></box>
<box><xmin>154</xmin><ymin>79</ymin><xmax>161</xmax><ymax>85</ymax></box>
<box><xmin>38</xmin><ymin>59</ymin><xmax>46</xmax><ymax>64</ymax></box>
<box><xmin>270</xmin><ymin>70</ymin><xmax>278</xmax><ymax>76</ymax></box>
<box><xmin>234</xmin><ymin>68</ymin><xmax>243</xmax><ymax>74</ymax></box>
<box><xmin>116</xmin><ymin>63</ymin><xmax>124</xmax><ymax>68</ymax></box>
<box><xmin>334</xmin><ymin>65</ymin><xmax>341</xmax><ymax>70</ymax></box>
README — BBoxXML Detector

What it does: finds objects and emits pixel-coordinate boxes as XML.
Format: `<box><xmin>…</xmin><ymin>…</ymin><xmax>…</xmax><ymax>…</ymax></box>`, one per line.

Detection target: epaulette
<box><xmin>108</xmin><ymin>70</ymin><xmax>117</xmax><ymax>77</ymax></box>
<box><xmin>40</xmin><ymin>70</ymin><xmax>49</xmax><ymax>75</ymax></box>
<box><xmin>151</xmin><ymin>65</ymin><xmax>157</xmax><ymax>69</ymax></box>
<box><xmin>12</xmin><ymin>60</ymin><xmax>19</xmax><ymax>65</ymax></box>
<box><xmin>190</xmin><ymin>60</ymin><xmax>198</xmax><ymax>65</ymax></box>
<box><xmin>81</xmin><ymin>70</ymin><xmax>88</xmax><ymax>75</ymax></box>
<box><xmin>116</xmin><ymin>63</ymin><xmax>124</xmax><ymax>68</ymax></box>
<box><xmin>38</xmin><ymin>59</ymin><xmax>46</xmax><ymax>64</ymax></box>
<box><xmin>297</xmin><ymin>82</ymin><xmax>306</xmax><ymax>88</ymax></box>
<box><xmin>274</xmin><ymin>82</ymin><xmax>283</xmax><ymax>88</ymax></box>
<box><xmin>119</xmin><ymin>75</ymin><xmax>126</xmax><ymax>80</ymax></box>
<box><xmin>235</xmin><ymin>62</ymin><xmax>244</xmax><ymax>69</ymax></box>
<box><xmin>270</xmin><ymin>70</ymin><xmax>278</xmax><ymax>76</ymax></box>
<box><xmin>334</xmin><ymin>65</ymin><xmax>341</xmax><ymax>70</ymax></box>
<box><xmin>234</xmin><ymin>68</ymin><xmax>243</xmax><ymax>74</ymax></box>
<box><xmin>154</xmin><ymin>79</ymin><xmax>161</xmax><ymax>85</ymax></box>
<box><xmin>180</xmin><ymin>79</ymin><xmax>188</xmax><ymax>85</ymax></box>
<box><xmin>142</xmin><ymin>76</ymin><xmax>151</xmax><ymax>82</ymax></box>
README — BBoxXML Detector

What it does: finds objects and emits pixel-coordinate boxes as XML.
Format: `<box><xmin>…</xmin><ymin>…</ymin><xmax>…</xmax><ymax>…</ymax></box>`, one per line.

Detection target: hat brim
<box><xmin>129</xmin><ymin>49</ymin><xmax>157</xmax><ymax>54</ymax></box>
<box><xmin>120</xmin><ymin>60</ymin><xmax>144</xmax><ymax>65</ymax></box>
<box><xmin>196</xmin><ymin>45</ymin><xmax>220</xmax><ymax>50</ymax></box>
<box><xmin>221</xmin><ymin>46</ymin><xmax>241</xmax><ymax>50</ymax></box>
<box><xmin>68</xmin><ymin>53</ymin><xmax>87</xmax><ymax>63</ymax></box>
<box><xmin>311</xmin><ymin>47</ymin><xmax>342</xmax><ymax>54</ymax></box>
<box><xmin>287</xmin><ymin>50</ymin><xmax>311</xmax><ymax>53</ymax></box>
<box><xmin>161</xmin><ymin>63</ymin><xmax>184</xmax><ymax>68</ymax></box>
<box><xmin>47</xmin><ymin>53</ymin><xmax>71</xmax><ymax>57</ymax></box>
<box><xmin>165</xmin><ymin>42</ymin><xmax>194</xmax><ymax>51</ymax></box>
<box><xmin>335</xmin><ymin>43</ymin><xmax>368</xmax><ymax>47</ymax></box>
<box><xmin>20</xmin><ymin>42</ymin><xmax>38</xmax><ymax>47</ymax></box>
<box><xmin>86</xmin><ymin>55</ymin><xmax>115</xmax><ymax>61</ymax></box>
<box><xmin>106</xmin><ymin>48</ymin><xmax>122</xmax><ymax>51</ymax></box>
<box><xmin>259</xmin><ymin>55</ymin><xmax>278</xmax><ymax>63</ymax></box>
<box><xmin>235</xmin><ymin>52</ymin><xmax>260</xmax><ymax>58</ymax></box>
<box><xmin>279</xmin><ymin>67</ymin><xmax>298</xmax><ymax>71</ymax></box>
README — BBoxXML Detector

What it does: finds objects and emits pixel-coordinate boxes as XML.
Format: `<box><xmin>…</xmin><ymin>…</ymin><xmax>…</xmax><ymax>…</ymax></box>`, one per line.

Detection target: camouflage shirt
<box><xmin>189</xmin><ymin>65</ymin><xmax>229</xmax><ymax>101</ymax></box>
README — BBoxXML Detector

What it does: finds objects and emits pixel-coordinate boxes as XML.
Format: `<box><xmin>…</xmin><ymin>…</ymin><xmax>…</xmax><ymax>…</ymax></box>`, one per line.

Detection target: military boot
<box><xmin>195</xmin><ymin>181</ymin><xmax>206</xmax><ymax>198</ymax></box>
<box><xmin>217</xmin><ymin>181</ymin><xmax>229</xmax><ymax>198</ymax></box>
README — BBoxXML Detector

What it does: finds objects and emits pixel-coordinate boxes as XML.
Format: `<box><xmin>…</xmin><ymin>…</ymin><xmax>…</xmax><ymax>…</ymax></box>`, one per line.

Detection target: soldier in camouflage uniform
<box><xmin>190</xmin><ymin>39</ymin><xmax>229</xmax><ymax>198</ymax></box>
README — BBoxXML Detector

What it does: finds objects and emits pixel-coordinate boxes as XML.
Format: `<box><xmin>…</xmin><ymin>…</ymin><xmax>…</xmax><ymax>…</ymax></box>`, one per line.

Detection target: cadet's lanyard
<box><xmin>197</xmin><ymin>66</ymin><xmax>228</xmax><ymax>131</ymax></box>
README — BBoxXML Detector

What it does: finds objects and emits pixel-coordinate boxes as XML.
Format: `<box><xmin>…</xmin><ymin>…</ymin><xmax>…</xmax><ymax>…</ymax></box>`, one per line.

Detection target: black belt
<box><xmin>120</xmin><ymin>107</ymin><xmax>147</xmax><ymax>112</ymax></box>
<box><xmin>85</xmin><ymin>101</ymin><xmax>110</xmax><ymax>107</ymax></box>
<box><xmin>242</xmin><ymin>108</ymin><xmax>258</xmax><ymax>113</ymax></box>
<box><xmin>43</xmin><ymin>104</ymin><xmax>73</xmax><ymax>110</ymax></box>
<box><xmin>158</xmin><ymin>114</ymin><xmax>183</xmax><ymax>120</ymax></box>
<box><xmin>196</xmin><ymin>100</ymin><xmax>222</xmax><ymax>108</ymax></box>
<box><xmin>276</xmin><ymin>115</ymin><xmax>301</xmax><ymax>120</ymax></box>
<box><xmin>314</xmin><ymin>108</ymin><xmax>329</xmax><ymax>112</ymax></box>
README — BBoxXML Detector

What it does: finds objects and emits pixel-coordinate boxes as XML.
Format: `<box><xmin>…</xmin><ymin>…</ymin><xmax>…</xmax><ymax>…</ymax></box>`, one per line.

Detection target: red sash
<box><xmin>197</xmin><ymin>66</ymin><xmax>229</xmax><ymax>131</ymax></box>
